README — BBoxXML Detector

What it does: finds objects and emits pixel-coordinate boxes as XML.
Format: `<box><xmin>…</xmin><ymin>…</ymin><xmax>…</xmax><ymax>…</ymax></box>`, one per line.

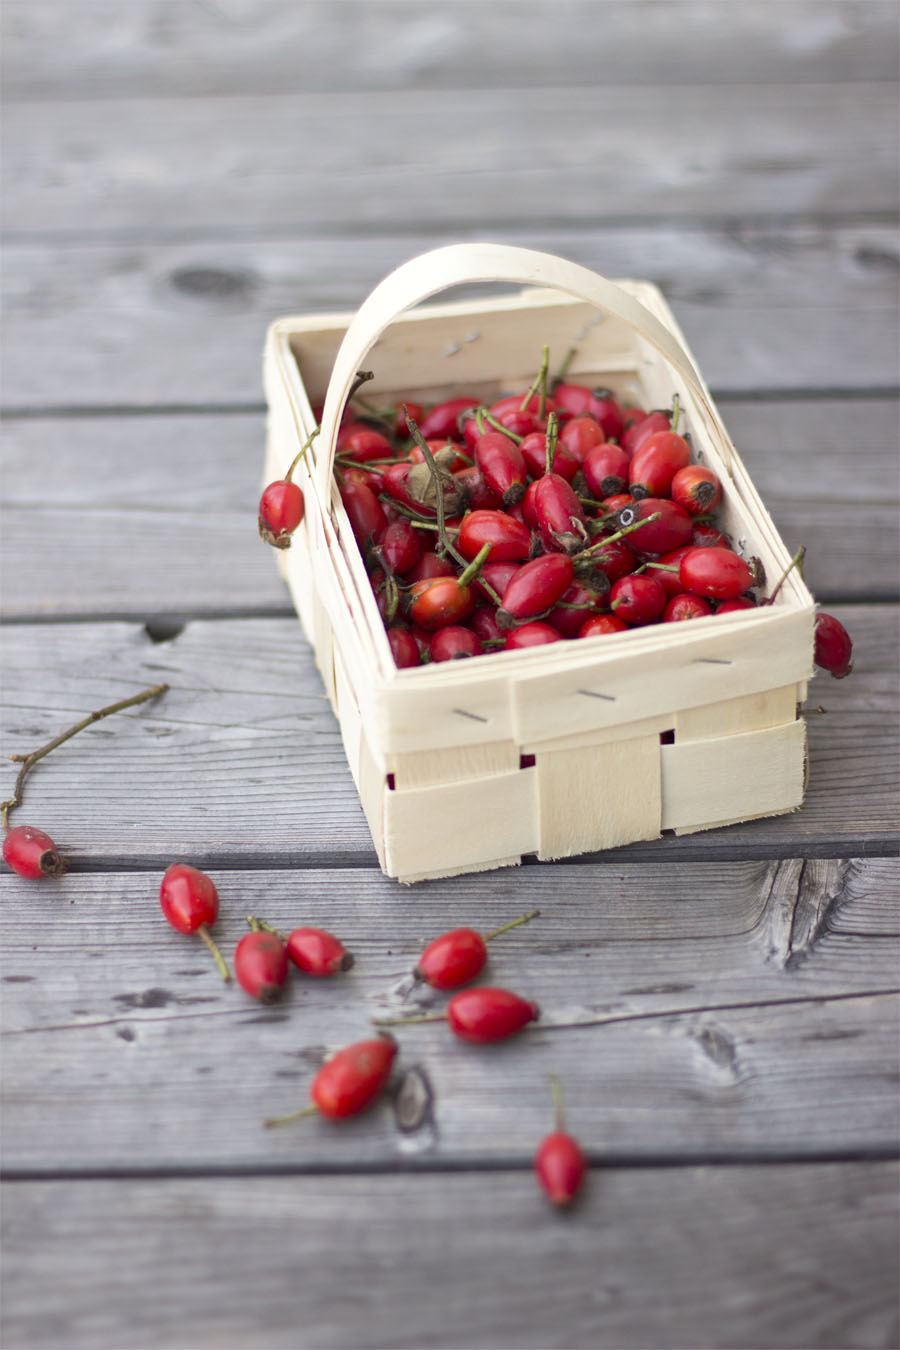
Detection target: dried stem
<box><xmin>2</xmin><ymin>683</ymin><xmax>169</xmax><ymax>831</ymax></box>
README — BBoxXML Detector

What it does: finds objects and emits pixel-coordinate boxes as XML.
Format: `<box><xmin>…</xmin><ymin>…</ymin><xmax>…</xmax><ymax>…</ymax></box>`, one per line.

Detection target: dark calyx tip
<box><xmin>40</xmin><ymin>849</ymin><xmax>68</xmax><ymax>878</ymax></box>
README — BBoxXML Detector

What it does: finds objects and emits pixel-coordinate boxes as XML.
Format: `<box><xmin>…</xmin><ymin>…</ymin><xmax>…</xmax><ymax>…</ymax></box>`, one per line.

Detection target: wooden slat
<box><xmin>4</xmin><ymin>85</ymin><xmax>898</xmax><ymax>239</ymax></box>
<box><xmin>4</xmin><ymin>0</ymin><xmax>897</xmax><ymax>98</ymax></box>
<box><xmin>2</xmin><ymin>401</ymin><xmax>895</xmax><ymax>616</ymax></box>
<box><xmin>3</xmin><ymin>227</ymin><xmax>896</xmax><ymax>413</ymax></box>
<box><xmin>3</xmin><ymin>1164</ymin><xmax>898</xmax><ymax>1350</ymax></box>
<box><xmin>1</xmin><ymin>859</ymin><xmax>897</xmax><ymax>1169</ymax></box>
<box><xmin>0</xmin><ymin>606</ymin><xmax>894</xmax><ymax>865</ymax></box>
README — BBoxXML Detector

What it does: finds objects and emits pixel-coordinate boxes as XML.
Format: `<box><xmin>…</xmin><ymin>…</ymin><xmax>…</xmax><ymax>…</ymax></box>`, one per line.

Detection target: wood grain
<box><xmin>2</xmin><ymin>859</ymin><xmax>897</xmax><ymax>1169</ymax></box>
<box><xmin>4</xmin><ymin>226</ymin><xmax>896</xmax><ymax>413</ymax></box>
<box><xmin>3</xmin><ymin>1165</ymin><xmax>898</xmax><ymax>1349</ymax></box>
<box><xmin>4</xmin><ymin>0</ymin><xmax>897</xmax><ymax>97</ymax></box>
<box><xmin>0</xmin><ymin>607</ymin><xmax>894</xmax><ymax>865</ymax></box>
<box><xmin>5</xmin><ymin>84</ymin><xmax>898</xmax><ymax>239</ymax></box>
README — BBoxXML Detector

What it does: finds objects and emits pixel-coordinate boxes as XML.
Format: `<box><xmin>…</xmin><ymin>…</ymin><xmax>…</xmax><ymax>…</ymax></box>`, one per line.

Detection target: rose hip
<box><xmin>663</xmin><ymin>593</ymin><xmax>713</xmax><ymax>622</ymax></box>
<box><xmin>534</xmin><ymin>1076</ymin><xmax>587</xmax><ymax>1208</ymax></box>
<box><xmin>617</xmin><ymin>499</ymin><xmax>693</xmax><ymax>555</ymax></box>
<box><xmin>499</xmin><ymin>554</ymin><xmax>575</xmax><ymax>624</ymax></box>
<box><xmin>419</xmin><ymin>397</ymin><xmax>479</xmax><ymax>441</ymax></box>
<box><xmin>814</xmin><ymin>613</ymin><xmax>854</xmax><ymax>678</ymax></box>
<box><xmin>582</xmin><ymin>442</ymin><xmax>631</xmax><ymax>499</ymax></box>
<box><xmin>679</xmin><ymin>546</ymin><xmax>753</xmax><ymax>600</ymax></box>
<box><xmin>610</xmin><ymin>574</ymin><xmax>667</xmax><ymax>626</ymax></box>
<box><xmin>628</xmin><ymin>430</ymin><xmax>691</xmax><ymax>498</ymax></box>
<box><xmin>457</xmin><ymin>509</ymin><xmax>532</xmax><ymax>563</ymax></box>
<box><xmin>504</xmin><ymin>622</ymin><xmax>563</xmax><ymax>648</ymax></box>
<box><xmin>387</xmin><ymin>626</ymin><xmax>421</xmax><ymax>667</ymax></box>
<box><xmin>258</xmin><ymin>480</ymin><xmax>304</xmax><ymax>549</ymax></box>
<box><xmin>2</xmin><ymin>825</ymin><xmax>65</xmax><ymax>880</ymax></box>
<box><xmin>266</xmin><ymin>1035</ymin><xmax>399</xmax><ymax>1126</ymax></box>
<box><xmin>287</xmin><ymin>926</ymin><xmax>355</xmax><ymax>976</ymax></box>
<box><xmin>159</xmin><ymin>863</ymin><xmax>230</xmax><ymax>981</ymax></box>
<box><xmin>234</xmin><ymin>929</ymin><xmax>289</xmax><ymax>1004</ymax></box>
<box><xmin>447</xmin><ymin>987</ymin><xmax>540</xmax><ymax>1043</ymax></box>
<box><xmin>415</xmin><ymin>909</ymin><xmax>540</xmax><ymax>990</ymax></box>
<box><xmin>408</xmin><ymin>575</ymin><xmax>476</xmax><ymax>631</ymax></box>
<box><xmin>578</xmin><ymin>613</ymin><xmax>628</xmax><ymax>638</ymax></box>
<box><xmin>671</xmin><ymin>463</ymin><xmax>722</xmax><ymax>515</ymax></box>
<box><xmin>475</xmin><ymin>432</ymin><xmax>528</xmax><ymax>507</ymax></box>
<box><xmin>429</xmin><ymin>625</ymin><xmax>483</xmax><ymax>661</ymax></box>
<box><xmin>533</xmin><ymin>473</ymin><xmax>587</xmax><ymax>553</ymax></box>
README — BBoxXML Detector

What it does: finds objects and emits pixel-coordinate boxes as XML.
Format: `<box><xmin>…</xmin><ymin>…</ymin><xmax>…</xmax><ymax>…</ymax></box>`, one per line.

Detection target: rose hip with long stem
<box><xmin>265</xmin><ymin>1034</ymin><xmax>398</xmax><ymax>1126</ymax></box>
<box><xmin>159</xmin><ymin>862</ymin><xmax>230</xmax><ymax>982</ymax></box>
<box><xmin>1</xmin><ymin>682</ymin><xmax>169</xmax><ymax>879</ymax></box>
<box><xmin>374</xmin><ymin>986</ymin><xmax>540</xmax><ymax>1043</ymax></box>
<box><xmin>534</xmin><ymin>1074</ymin><xmax>587</xmax><ymax>1208</ymax></box>
<box><xmin>414</xmin><ymin>908</ymin><xmax>541</xmax><ymax>990</ymax></box>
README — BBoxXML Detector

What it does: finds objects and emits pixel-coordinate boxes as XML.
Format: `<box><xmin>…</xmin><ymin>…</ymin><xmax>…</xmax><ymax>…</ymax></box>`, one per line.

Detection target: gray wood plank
<box><xmin>3</xmin><ymin>1165</ymin><xmax>898</xmax><ymax>1349</ymax></box>
<box><xmin>1</xmin><ymin>859</ymin><xmax>897</xmax><ymax>1169</ymax></box>
<box><xmin>0</xmin><ymin>606</ymin><xmax>895</xmax><ymax>866</ymax></box>
<box><xmin>3</xmin><ymin>85</ymin><xmax>897</xmax><ymax>238</ymax></box>
<box><xmin>2</xmin><ymin>225</ymin><xmax>898</xmax><ymax>411</ymax></box>
<box><xmin>4</xmin><ymin>0</ymin><xmax>897</xmax><ymax>98</ymax></box>
<box><xmin>2</xmin><ymin>400</ymin><xmax>896</xmax><ymax>615</ymax></box>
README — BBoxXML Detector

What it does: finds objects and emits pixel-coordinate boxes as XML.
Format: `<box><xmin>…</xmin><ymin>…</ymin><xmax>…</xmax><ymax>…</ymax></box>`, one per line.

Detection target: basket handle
<box><xmin>315</xmin><ymin>242</ymin><xmax>716</xmax><ymax>497</ymax></box>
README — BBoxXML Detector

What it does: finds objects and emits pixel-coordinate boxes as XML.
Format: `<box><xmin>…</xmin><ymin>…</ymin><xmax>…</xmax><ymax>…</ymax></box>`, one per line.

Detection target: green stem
<box><xmin>549</xmin><ymin>1073</ymin><xmax>566</xmax><ymax>1133</ymax></box>
<box><xmin>763</xmin><ymin>545</ymin><xmax>806</xmax><ymax>606</ymax></box>
<box><xmin>521</xmin><ymin>344</ymin><xmax>550</xmax><ymax>418</ymax></box>
<box><xmin>670</xmin><ymin>393</ymin><xmax>681</xmax><ymax>435</ymax></box>
<box><xmin>285</xmin><ymin>427</ymin><xmax>321</xmax><ymax>482</ymax></box>
<box><xmin>198</xmin><ymin>924</ymin><xmax>230</xmax><ymax>983</ymax></box>
<box><xmin>482</xmin><ymin>412</ymin><xmax>524</xmax><ymax>444</ymax></box>
<box><xmin>248</xmin><ymin>915</ymin><xmax>288</xmax><ymax>941</ymax></box>
<box><xmin>482</xmin><ymin>908</ymin><xmax>541</xmax><ymax>942</ymax></box>
<box><xmin>457</xmin><ymin>542</ymin><xmax>492</xmax><ymax>590</ymax></box>
<box><xmin>372</xmin><ymin>1013</ymin><xmax>447</xmax><ymax>1027</ymax></box>
<box><xmin>544</xmin><ymin>412</ymin><xmax>559</xmax><ymax>476</ymax></box>
<box><xmin>573</xmin><ymin>512</ymin><xmax>662</xmax><ymax>563</ymax></box>
<box><xmin>551</xmin><ymin>346</ymin><xmax>577</xmax><ymax>392</ymax></box>
<box><xmin>2</xmin><ymin>682</ymin><xmax>169</xmax><ymax>831</ymax></box>
<box><xmin>264</xmin><ymin>1103</ymin><xmax>319</xmax><ymax>1128</ymax></box>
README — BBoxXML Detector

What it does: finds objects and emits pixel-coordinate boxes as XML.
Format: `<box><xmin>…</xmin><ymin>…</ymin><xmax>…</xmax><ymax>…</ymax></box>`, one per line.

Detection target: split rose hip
<box><xmin>2</xmin><ymin>825</ymin><xmax>66</xmax><ymax>880</ymax></box>
<box><xmin>814</xmin><ymin>613</ymin><xmax>854</xmax><ymax>678</ymax></box>
<box><xmin>234</xmin><ymin>930</ymin><xmax>290</xmax><ymax>1004</ymax></box>
<box><xmin>679</xmin><ymin>546</ymin><xmax>753</xmax><ymax>600</ymax></box>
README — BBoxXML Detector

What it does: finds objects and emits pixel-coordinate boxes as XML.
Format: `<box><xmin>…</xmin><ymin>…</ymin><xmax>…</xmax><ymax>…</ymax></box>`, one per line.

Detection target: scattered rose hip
<box><xmin>414</xmin><ymin>908</ymin><xmax>540</xmax><ymax>990</ymax></box>
<box><xmin>376</xmin><ymin>986</ymin><xmax>540</xmax><ymax>1044</ymax></box>
<box><xmin>1</xmin><ymin>683</ymin><xmax>169</xmax><ymax>879</ymax></box>
<box><xmin>265</xmin><ymin>1034</ymin><xmax>398</xmax><ymax>1126</ymax></box>
<box><xmin>234</xmin><ymin>918</ymin><xmax>290</xmax><ymax>1003</ymax></box>
<box><xmin>159</xmin><ymin>862</ymin><xmax>230</xmax><ymax>982</ymax></box>
<box><xmin>534</xmin><ymin>1075</ymin><xmax>587</xmax><ymax>1209</ymax></box>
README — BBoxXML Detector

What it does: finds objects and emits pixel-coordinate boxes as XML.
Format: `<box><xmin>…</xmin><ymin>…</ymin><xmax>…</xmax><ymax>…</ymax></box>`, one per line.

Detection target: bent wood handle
<box><xmin>315</xmin><ymin>242</ymin><xmax>718</xmax><ymax>498</ymax></box>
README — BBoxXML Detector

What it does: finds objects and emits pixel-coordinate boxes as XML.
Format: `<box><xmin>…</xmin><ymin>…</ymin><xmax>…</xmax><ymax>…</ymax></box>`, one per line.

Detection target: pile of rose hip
<box><xmin>258</xmin><ymin>362</ymin><xmax>853</xmax><ymax>677</ymax></box>
<box><xmin>1</xmin><ymin>691</ymin><xmax>581</xmax><ymax>1206</ymax></box>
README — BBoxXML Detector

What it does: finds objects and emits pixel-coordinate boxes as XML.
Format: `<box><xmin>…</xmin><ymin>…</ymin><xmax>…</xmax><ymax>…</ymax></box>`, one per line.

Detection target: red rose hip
<box><xmin>2</xmin><ymin>825</ymin><xmax>66</xmax><ymax>879</ymax></box>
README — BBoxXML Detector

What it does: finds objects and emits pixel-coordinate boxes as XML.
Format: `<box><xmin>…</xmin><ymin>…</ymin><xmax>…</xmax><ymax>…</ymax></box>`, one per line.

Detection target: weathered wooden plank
<box><xmin>1</xmin><ymin>859</ymin><xmax>897</xmax><ymax>1168</ymax></box>
<box><xmin>4</xmin><ymin>0</ymin><xmax>897</xmax><ymax>98</ymax></box>
<box><xmin>4</xmin><ymin>85</ymin><xmax>898</xmax><ymax>239</ymax></box>
<box><xmin>3</xmin><ymin>226</ymin><xmax>897</xmax><ymax>412</ymax></box>
<box><xmin>2</xmin><ymin>400</ymin><xmax>895</xmax><ymax>614</ymax></box>
<box><xmin>3</xmin><ymin>1166</ymin><xmax>898</xmax><ymax>1350</ymax></box>
<box><xmin>0</xmin><ymin>607</ymin><xmax>894</xmax><ymax>865</ymax></box>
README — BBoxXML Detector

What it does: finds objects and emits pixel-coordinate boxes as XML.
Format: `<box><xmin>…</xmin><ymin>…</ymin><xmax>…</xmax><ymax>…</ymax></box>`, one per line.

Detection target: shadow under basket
<box><xmin>263</xmin><ymin>243</ymin><xmax>814</xmax><ymax>883</ymax></box>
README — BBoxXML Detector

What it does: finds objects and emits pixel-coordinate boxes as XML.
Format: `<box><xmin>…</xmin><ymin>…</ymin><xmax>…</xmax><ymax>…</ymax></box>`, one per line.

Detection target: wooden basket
<box><xmin>263</xmin><ymin>244</ymin><xmax>814</xmax><ymax>883</ymax></box>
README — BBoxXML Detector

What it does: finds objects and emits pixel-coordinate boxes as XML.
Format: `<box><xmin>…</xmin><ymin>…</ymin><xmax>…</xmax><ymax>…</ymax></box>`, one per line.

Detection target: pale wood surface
<box><xmin>2</xmin><ymin>3</ymin><xmax>898</xmax><ymax>1347</ymax></box>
